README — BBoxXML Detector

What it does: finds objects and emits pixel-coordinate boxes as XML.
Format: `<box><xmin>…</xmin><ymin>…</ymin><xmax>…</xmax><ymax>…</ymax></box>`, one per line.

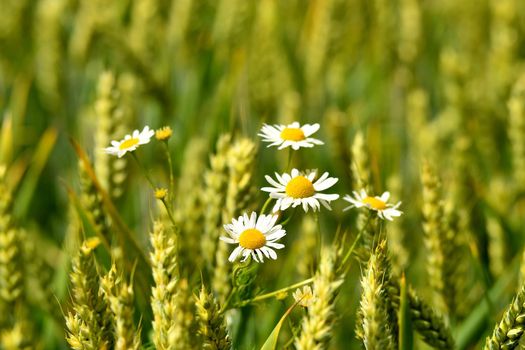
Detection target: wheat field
<box><xmin>1</xmin><ymin>0</ymin><xmax>525</xmax><ymax>349</ymax></box>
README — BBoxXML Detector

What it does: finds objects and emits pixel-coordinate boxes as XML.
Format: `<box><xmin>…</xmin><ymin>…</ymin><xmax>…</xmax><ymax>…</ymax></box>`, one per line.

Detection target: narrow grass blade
<box><xmin>260</xmin><ymin>300</ymin><xmax>301</xmax><ymax>350</ymax></box>
<box><xmin>13</xmin><ymin>127</ymin><xmax>58</xmax><ymax>219</ymax></box>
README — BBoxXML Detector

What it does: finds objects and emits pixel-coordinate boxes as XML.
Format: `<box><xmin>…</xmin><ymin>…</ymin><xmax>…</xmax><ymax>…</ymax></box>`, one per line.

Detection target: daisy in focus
<box><xmin>293</xmin><ymin>285</ymin><xmax>316</xmax><ymax>308</ymax></box>
<box><xmin>104</xmin><ymin>126</ymin><xmax>155</xmax><ymax>158</ymax></box>
<box><xmin>343</xmin><ymin>190</ymin><xmax>402</xmax><ymax>221</ymax></box>
<box><xmin>220</xmin><ymin>212</ymin><xmax>286</xmax><ymax>263</ymax></box>
<box><xmin>262</xmin><ymin>169</ymin><xmax>339</xmax><ymax>212</ymax></box>
<box><xmin>258</xmin><ymin>122</ymin><xmax>323</xmax><ymax>150</ymax></box>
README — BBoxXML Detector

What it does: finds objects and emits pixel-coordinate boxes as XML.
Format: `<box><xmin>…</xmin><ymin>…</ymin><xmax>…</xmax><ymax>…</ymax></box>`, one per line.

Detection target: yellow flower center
<box><xmin>280</xmin><ymin>127</ymin><xmax>306</xmax><ymax>141</ymax></box>
<box><xmin>285</xmin><ymin>176</ymin><xmax>315</xmax><ymax>198</ymax></box>
<box><xmin>119</xmin><ymin>138</ymin><xmax>139</xmax><ymax>150</ymax></box>
<box><xmin>363</xmin><ymin>196</ymin><xmax>387</xmax><ymax>210</ymax></box>
<box><xmin>238</xmin><ymin>228</ymin><xmax>266</xmax><ymax>250</ymax></box>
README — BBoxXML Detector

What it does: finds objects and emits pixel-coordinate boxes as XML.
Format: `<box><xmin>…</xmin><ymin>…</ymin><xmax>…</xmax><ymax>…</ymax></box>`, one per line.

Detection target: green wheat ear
<box><xmin>150</xmin><ymin>220</ymin><xmax>179</xmax><ymax>350</ymax></box>
<box><xmin>101</xmin><ymin>264</ymin><xmax>141</xmax><ymax>350</ymax></box>
<box><xmin>194</xmin><ymin>283</ymin><xmax>231</xmax><ymax>350</ymax></box>
<box><xmin>94</xmin><ymin>71</ymin><xmax>130</xmax><ymax>202</ymax></box>
<box><xmin>66</xmin><ymin>238</ymin><xmax>113</xmax><ymax>350</ymax></box>
<box><xmin>357</xmin><ymin>251</ymin><xmax>396</xmax><ymax>350</ymax></box>
<box><xmin>484</xmin><ymin>283</ymin><xmax>525</xmax><ymax>350</ymax></box>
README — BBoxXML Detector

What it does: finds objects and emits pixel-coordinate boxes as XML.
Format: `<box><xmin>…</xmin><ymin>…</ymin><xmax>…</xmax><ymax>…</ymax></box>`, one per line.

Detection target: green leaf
<box><xmin>260</xmin><ymin>299</ymin><xmax>301</xmax><ymax>350</ymax></box>
<box><xmin>455</xmin><ymin>254</ymin><xmax>519</xmax><ymax>350</ymax></box>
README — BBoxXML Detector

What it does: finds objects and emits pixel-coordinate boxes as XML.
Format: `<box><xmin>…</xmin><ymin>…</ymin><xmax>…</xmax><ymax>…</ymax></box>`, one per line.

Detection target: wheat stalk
<box><xmin>194</xmin><ymin>283</ymin><xmax>231</xmax><ymax>350</ymax></box>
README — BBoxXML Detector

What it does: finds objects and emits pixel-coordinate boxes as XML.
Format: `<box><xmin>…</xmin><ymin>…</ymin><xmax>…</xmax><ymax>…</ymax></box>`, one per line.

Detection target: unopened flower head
<box><xmin>343</xmin><ymin>190</ymin><xmax>402</xmax><ymax>221</ymax></box>
<box><xmin>293</xmin><ymin>285</ymin><xmax>316</xmax><ymax>308</ymax></box>
<box><xmin>154</xmin><ymin>188</ymin><xmax>168</xmax><ymax>200</ymax></box>
<box><xmin>104</xmin><ymin>126</ymin><xmax>155</xmax><ymax>158</ymax></box>
<box><xmin>155</xmin><ymin>126</ymin><xmax>173</xmax><ymax>141</ymax></box>
<box><xmin>258</xmin><ymin>122</ymin><xmax>323</xmax><ymax>150</ymax></box>
<box><xmin>262</xmin><ymin>169</ymin><xmax>339</xmax><ymax>212</ymax></box>
<box><xmin>220</xmin><ymin>212</ymin><xmax>286</xmax><ymax>263</ymax></box>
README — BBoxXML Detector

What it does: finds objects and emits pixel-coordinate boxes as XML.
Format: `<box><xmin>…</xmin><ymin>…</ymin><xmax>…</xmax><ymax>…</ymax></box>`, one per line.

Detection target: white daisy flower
<box><xmin>258</xmin><ymin>122</ymin><xmax>324</xmax><ymax>150</ymax></box>
<box><xmin>262</xmin><ymin>169</ymin><xmax>339</xmax><ymax>212</ymax></box>
<box><xmin>343</xmin><ymin>190</ymin><xmax>403</xmax><ymax>221</ymax></box>
<box><xmin>220</xmin><ymin>212</ymin><xmax>286</xmax><ymax>263</ymax></box>
<box><xmin>292</xmin><ymin>285</ymin><xmax>316</xmax><ymax>308</ymax></box>
<box><xmin>104</xmin><ymin>126</ymin><xmax>155</xmax><ymax>158</ymax></box>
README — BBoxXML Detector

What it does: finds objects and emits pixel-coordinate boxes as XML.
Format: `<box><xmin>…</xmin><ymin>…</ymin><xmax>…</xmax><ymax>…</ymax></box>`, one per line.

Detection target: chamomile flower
<box><xmin>262</xmin><ymin>169</ymin><xmax>339</xmax><ymax>213</ymax></box>
<box><xmin>293</xmin><ymin>286</ymin><xmax>316</xmax><ymax>308</ymax></box>
<box><xmin>104</xmin><ymin>126</ymin><xmax>155</xmax><ymax>158</ymax></box>
<box><xmin>343</xmin><ymin>190</ymin><xmax>402</xmax><ymax>221</ymax></box>
<box><xmin>258</xmin><ymin>122</ymin><xmax>323</xmax><ymax>150</ymax></box>
<box><xmin>220</xmin><ymin>212</ymin><xmax>286</xmax><ymax>263</ymax></box>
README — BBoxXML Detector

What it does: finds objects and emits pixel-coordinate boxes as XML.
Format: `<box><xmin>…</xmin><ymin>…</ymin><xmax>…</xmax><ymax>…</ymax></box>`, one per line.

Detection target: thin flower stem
<box><xmin>260</xmin><ymin>196</ymin><xmax>273</xmax><ymax>214</ymax></box>
<box><xmin>286</xmin><ymin>148</ymin><xmax>294</xmax><ymax>171</ymax></box>
<box><xmin>160</xmin><ymin>198</ymin><xmax>178</xmax><ymax>229</ymax></box>
<box><xmin>342</xmin><ymin>229</ymin><xmax>364</xmax><ymax>266</ymax></box>
<box><xmin>219</xmin><ymin>286</ymin><xmax>237</xmax><ymax>314</ymax></box>
<box><xmin>315</xmin><ymin>211</ymin><xmax>322</xmax><ymax>261</ymax></box>
<box><xmin>161</xmin><ymin>141</ymin><xmax>175</xmax><ymax>206</ymax></box>
<box><xmin>280</xmin><ymin>208</ymin><xmax>296</xmax><ymax>226</ymax></box>
<box><xmin>235</xmin><ymin>277</ymin><xmax>314</xmax><ymax>308</ymax></box>
<box><xmin>131</xmin><ymin>152</ymin><xmax>156</xmax><ymax>189</ymax></box>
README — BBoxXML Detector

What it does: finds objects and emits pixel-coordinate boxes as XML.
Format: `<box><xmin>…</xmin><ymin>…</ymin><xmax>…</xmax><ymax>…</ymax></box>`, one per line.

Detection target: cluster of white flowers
<box><xmin>105</xmin><ymin>122</ymin><xmax>402</xmax><ymax>265</ymax></box>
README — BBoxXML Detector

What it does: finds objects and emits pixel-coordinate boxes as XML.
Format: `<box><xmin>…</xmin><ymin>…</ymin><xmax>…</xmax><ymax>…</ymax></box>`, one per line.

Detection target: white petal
<box><xmin>307</xmin><ymin>171</ymin><xmax>317</xmax><ymax>182</ymax></box>
<box><xmin>281</xmin><ymin>173</ymin><xmax>292</xmax><ymax>183</ymax></box>
<box><xmin>251</xmin><ymin>212</ymin><xmax>258</xmax><ymax>225</ymax></box>
<box><xmin>228</xmin><ymin>246</ymin><xmax>244</xmax><ymax>262</ymax></box>
<box><xmin>265</xmin><ymin>175</ymin><xmax>283</xmax><ymax>188</ymax></box>
<box><xmin>314</xmin><ymin>177</ymin><xmax>338</xmax><ymax>191</ymax></box>
<box><xmin>272</xmin><ymin>200</ymin><xmax>282</xmax><ymax>213</ymax></box>
<box><xmin>266</xmin><ymin>242</ymin><xmax>285</xmax><ymax>249</ymax></box>
<box><xmin>314</xmin><ymin>193</ymin><xmax>340</xmax><ymax>201</ymax></box>
<box><xmin>306</xmin><ymin>137</ymin><xmax>324</xmax><ymax>145</ymax></box>
<box><xmin>260</xmin><ymin>247</ymin><xmax>271</xmax><ymax>259</ymax></box>
<box><xmin>264</xmin><ymin>247</ymin><xmax>278</xmax><ymax>260</ymax></box>
<box><xmin>315</xmin><ymin>172</ymin><xmax>329</xmax><ymax>184</ymax></box>
<box><xmin>266</xmin><ymin>229</ymin><xmax>286</xmax><ymax>241</ymax></box>
<box><xmin>319</xmin><ymin>200</ymin><xmax>332</xmax><ymax>210</ymax></box>
<box><xmin>220</xmin><ymin>237</ymin><xmax>237</xmax><ymax>244</ymax></box>
<box><xmin>301</xmin><ymin>123</ymin><xmax>320</xmax><ymax>137</ymax></box>
<box><xmin>380</xmin><ymin>191</ymin><xmax>391</xmax><ymax>202</ymax></box>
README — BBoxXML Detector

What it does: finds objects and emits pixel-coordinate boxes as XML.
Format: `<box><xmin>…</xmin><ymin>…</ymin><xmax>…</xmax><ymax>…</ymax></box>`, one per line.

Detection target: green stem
<box><xmin>161</xmin><ymin>141</ymin><xmax>175</xmax><ymax>206</ymax></box>
<box><xmin>235</xmin><ymin>277</ymin><xmax>314</xmax><ymax>308</ymax></box>
<box><xmin>160</xmin><ymin>198</ymin><xmax>178</xmax><ymax>229</ymax></box>
<box><xmin>131</xmin><ymin>152</ymin><xmax>156</xmax><ymax>190</ymax></box>
<box><xmin>315</xmin><ymin>211</ymin><xmax>322</xmax><ymax>263</ymax></box>
<box><xmin>286</xmin><ymin>148</ymin><xmax>294</xmax><ymax>171</ymax></box>
<box><xmin>279</xmin><ymin>208</ymin><xmax>296</xmax><ymax>226</ymax></box>
<box><xmin>342</xmin><ymin>230</ymin><xmax>363</xmax><ymax>266</ymax></box>
<box><xmin>219</xmin><ymin>287</ymin><xmax>237</xmax><ymax>314</ymax></box>
<box><xmin>261</xmin><ymin>196</ymin><xmax>273</xmax><ymax>215</ymax></box>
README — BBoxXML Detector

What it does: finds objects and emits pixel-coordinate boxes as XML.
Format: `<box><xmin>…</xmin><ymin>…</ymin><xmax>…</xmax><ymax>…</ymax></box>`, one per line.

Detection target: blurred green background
<box><xmin>2</xmin><ymin>0</ymin><xmax>525</xmax><ymax>348</ymax></box>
